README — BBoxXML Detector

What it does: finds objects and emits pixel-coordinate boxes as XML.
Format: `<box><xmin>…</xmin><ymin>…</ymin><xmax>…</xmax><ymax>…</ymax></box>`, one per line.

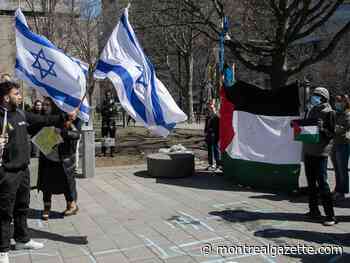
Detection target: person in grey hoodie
<box><xmin>333</xmin><ymin>95</ymin><xmax>350</xmax><ymax>201</ymax></box>
<box><xmin>303</xmin><ymin>87</ymin><xmax>337</xmax><ymax>226</ymax></box>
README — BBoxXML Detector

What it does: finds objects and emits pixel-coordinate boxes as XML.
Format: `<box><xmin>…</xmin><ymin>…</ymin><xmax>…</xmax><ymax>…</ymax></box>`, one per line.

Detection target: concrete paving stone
<box><xmin>89</xmin><ymin>215</ymin><xmax>119</xmax><ymax>225</ymax></box>
<box><xmin>95</xmin><ymin>252</ymin><xmax>129</xmax><ymax>263</ymax></box>
<box><xmin>225</xmin><ymin>254</ymin><xmax>277</xmax><ymax>263</ymax></box>
<box><xmin>32</xmin><ymin>257</ymin><xmax>63</xmax><ymax>263</ymax></box>
<box><xmin>161</xmin><ymin>231</ymin><xmax>197</xmax><ymax>246</ymax></box>
<box><xmin>63</xmin><ymin>255</ymin><xmax>97</xmax><ymax>263</ymax></box>
<box><xmin>182</xmin><ymin>228</ymin><xmax>219</xmax><ymax>241</ymax></box>
<box><xmin>70</xmin><ymin>213</ymin><xmax>96</xmax><ymax>225</ymax></box>
<box><xmin>24</xmin><ymin>249</ymin><xmax>59</xmax><ymax>262</ymax></box>
<box><xmin>94</xmin><ymin>180</ymin><xmax>145</xmax><ymax>210</ymax></box>
<box><xmin>116</xmin><ymin>177</ymin><xmax>181</xmax><ymax>206</ymax></box>
<box><xmin>122</xmin><ymin>245</ymin><xmax>159</xmax><ymax>262</ymax></box>
<box><xmin>86</xmin><ymin>236</ymin><xmax>118</xmax><ymax>253</ymax></box>
<box><xmin>148</xmin><ymin>220</ymin><xmax>182</xmax><ymax>235</ymax></box>
<box><xmin>111</xmin><ymin>232</ymin><xmax>145</xmax><ymax>249</ymax></box>
<box><xmin>58</xmin><ymin>245</ymin><xmax>89</xmax><ymax>259</ymax></box>
<box><xmin>162</xmin><ymin>255</ymin><xmax>198</xmax><ymax>263</ymax></box>
<box><xmin>132</xmin><ymin>232</ymin><xmax>175</xmax><ymax>247</ymax></box>
<box><xmin>25</xmin><ymin>163</ymin><xmax>350</xmax><ymax>263</ymax></box>
<box><xmin>74</xmin><ymin>225</ymin><xmax>106</xmax><ymax>238</ymax></box>
<box><xmin>130</xmin><ymin>257</ymin><xmax>163</xmax><ymax>263</ymax></box>
<box><xmin>30</xmin><ymin>251</ymin><xmax>60</xmax><ymax>262</ymax></box>
<box><xmin>10</xmin><ymin>253</ymin><xmax>31</xmax><ymax>263</ymax></box>
<box><xmin>79</xmin><ymin>202</ymin><xmax>109</xmax><ymax>213</ymax></box>
<box><xmin>98</xmin><ymin>223</ymin><xmax>128</xmax><ymax>236</ymax></box>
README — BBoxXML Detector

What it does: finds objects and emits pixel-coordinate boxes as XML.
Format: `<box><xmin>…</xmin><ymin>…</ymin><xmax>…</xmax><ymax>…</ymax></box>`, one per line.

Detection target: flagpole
<box><xmin>2</xmin><ymin>109</ymin><xmax>7</xmax><ymax>136</ymax></box>
<box><xmin>127</xmin><ymin>0</ymin><xmax>133</xmax><ymax>9</ymax></box>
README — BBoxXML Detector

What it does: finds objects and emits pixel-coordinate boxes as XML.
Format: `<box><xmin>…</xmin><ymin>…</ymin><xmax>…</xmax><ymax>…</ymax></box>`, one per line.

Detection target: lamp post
<box><xmin>219</xmin><ymin>16</ymin><xmax>229</xmax><ymax>73</ymax></box>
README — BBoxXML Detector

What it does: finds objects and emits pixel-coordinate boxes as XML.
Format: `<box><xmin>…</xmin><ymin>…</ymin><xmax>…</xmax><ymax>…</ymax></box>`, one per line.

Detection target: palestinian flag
<box><xmin>221</xmin><ymin>81</ymin><xmax>303</xmax><ymax>192</ymax></box>
<box><xmin>292</xmin><ymin>119</ymin><xmax>320</xmax><ymax>144</ymax></box>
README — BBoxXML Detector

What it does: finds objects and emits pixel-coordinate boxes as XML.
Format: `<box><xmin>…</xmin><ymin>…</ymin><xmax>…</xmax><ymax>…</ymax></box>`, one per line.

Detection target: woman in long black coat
<box><xmin>37</xmin><ymin>98</ymin><xmax>81</xmax><ymax>220</ymax></box>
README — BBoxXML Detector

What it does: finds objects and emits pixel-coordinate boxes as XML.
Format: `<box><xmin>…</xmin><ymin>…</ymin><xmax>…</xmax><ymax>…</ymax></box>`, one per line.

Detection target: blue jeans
<box><xmin>208</xmin><ymin>142</ymin><xmax>220</xmax><ymax>166</ymax></box>
<box><xmin>304</xmin><ymin>155</ymin><xmax>334</xmax><ymax>218</ymax></box>
<box><xmin>335</xmin><ymin>144</ymin><xmax>350</xmax><ymax>194</ymax></box>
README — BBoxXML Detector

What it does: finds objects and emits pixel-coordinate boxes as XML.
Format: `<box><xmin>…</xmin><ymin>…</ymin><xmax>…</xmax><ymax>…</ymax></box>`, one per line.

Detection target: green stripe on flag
<box><xmin>223</xmin><ymin>153</ymin><xmax>301</xmax><ymax>192</ymax></box>
<box><xmin>294</xmin><ymin>133</ymin><xmax>320</xmax><ymax>144</ymax></box>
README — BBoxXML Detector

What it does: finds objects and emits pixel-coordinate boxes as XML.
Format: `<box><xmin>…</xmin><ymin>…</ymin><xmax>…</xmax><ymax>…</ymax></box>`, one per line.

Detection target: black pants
<box><xmin>0</xmin><ymin>168</ymin><xmax>30</xmax><ymax>252</ymax></box>
<box><xmin>304</xmin><ymin>155</ymin><xmax>335</xmax><ymax>219</ymax></box>
<box><xmin>43</xmin><ymin>190</ymin><xmax>75</xmax><ymax>204</ymax></box>
<box><xmin>207</xmin><ymin>141</ymin><xmax>220</xmax><ymax>166</ymax></box>
<box><xmin>101</xmin><ymin>121</ymin><xmax>116</xmax><ymax>155</ymax></box>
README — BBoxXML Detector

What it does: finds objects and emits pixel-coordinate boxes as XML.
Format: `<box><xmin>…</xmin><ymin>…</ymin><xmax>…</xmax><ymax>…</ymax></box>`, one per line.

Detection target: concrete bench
<box><xmin>147</xmin><ymin>152</ymin><xmax>195</xmax><ymax>178</ymax></box>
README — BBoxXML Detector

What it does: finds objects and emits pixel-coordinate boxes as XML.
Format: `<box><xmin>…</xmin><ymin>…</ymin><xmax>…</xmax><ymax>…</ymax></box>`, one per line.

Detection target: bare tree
<box><xmin>23</xmin><ymin>0</ymin><xmax>101</xmax><ymax>104</ymax></box>
<box><xmin>24</xmin><ymin>0</ymin><xmax>77</xmax><ymax>52</ymax></box>
<box><xmin>70</xmin><ymin>0</ymin><xmax>101</xmax><ymax>102</ymax></box>
<box><xmin>182</xmin><ymin>0</ymin><xmax>350</xmax><ymax>89</ymax></box>
<box><xmin>153</xmin><ymin>0</ymin><xmax>209</xmax><ymax>123</ymax></box>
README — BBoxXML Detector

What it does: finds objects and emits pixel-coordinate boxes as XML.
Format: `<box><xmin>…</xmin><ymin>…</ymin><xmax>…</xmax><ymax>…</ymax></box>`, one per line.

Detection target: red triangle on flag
<box><xmin>292</xmin><ymin>121</ymin><xmax>302</xmax><ymax>137</ymax></box>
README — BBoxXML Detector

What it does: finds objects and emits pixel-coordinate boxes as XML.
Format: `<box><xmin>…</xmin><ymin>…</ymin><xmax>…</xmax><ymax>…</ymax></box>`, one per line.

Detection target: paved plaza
<box><xmin>11</xmin><ymin>162</ymin><xmax>350</xmax><ymax>263</ymax></box>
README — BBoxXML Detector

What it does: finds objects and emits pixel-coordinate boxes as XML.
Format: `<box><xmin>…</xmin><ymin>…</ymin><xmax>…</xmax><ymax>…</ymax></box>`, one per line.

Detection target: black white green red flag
<box><xmin>221</xmin><ymin>81</ymin><xmax>303</xmax><ymax>191</ymax></box>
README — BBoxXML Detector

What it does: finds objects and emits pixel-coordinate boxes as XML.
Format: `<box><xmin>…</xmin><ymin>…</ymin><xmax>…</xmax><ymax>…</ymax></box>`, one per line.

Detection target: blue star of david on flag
<box><xmin>30</xmin><ymin>48</ymin><xmax>57</xmax><ymax>79</ymax></box>
<box><xmin>136</xmin><ymin>66</ymin><xmax>147</xmax><ymax>87</ymax></box>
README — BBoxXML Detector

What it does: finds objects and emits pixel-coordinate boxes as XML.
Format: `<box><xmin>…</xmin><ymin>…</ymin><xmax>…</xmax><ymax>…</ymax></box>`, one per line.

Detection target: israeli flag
<box><xmin>94</xmin><ymin>7</ymin><xmax>187</xmax><ymax>137</ymax></box>
<box><xmin>15</xmin><ymin>8</ymin><xmax>90</xmax><ymax>122</ymax></box>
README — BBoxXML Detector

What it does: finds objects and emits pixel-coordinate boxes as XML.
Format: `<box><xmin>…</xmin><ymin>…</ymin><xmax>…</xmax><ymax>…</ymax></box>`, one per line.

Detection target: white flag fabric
<box><xmin>94</xmin><ymin>8</ymin><xmax>187</xmax><ymax>137</ymax></box>
<box><xmin>15</xmin><ymin>8</ymin><xmax>90</xmax><ymax>121</ymax></box>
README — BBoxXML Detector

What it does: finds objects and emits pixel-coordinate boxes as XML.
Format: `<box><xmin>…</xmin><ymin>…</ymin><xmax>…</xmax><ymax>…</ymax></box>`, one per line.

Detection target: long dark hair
<box><xmin>43</xmin><ymin>97</ymin><xmax>61</xmax><ymax>115</ymax></box>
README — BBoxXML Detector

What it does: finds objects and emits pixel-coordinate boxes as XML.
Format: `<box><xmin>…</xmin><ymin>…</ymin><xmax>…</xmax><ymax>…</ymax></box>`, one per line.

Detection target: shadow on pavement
<box><xmin>135</xmin><ymin>170</ymin><xmax>281</xmax><ymax>193</ymax></box>
<box><xmin>134</xmin><ymin>170</ymin><xmax>152</xmax><ymax>178</ymax></box>
<box><xmin>250</xmin><ymin>193</ymin><xmax>350</xmax><ymax>208</ymax></box>
<box><xmin>255</xmin><ymin>228</ymin><xmax>350</xmax><ymax>263</ymax></box>
<box><xmin>209</xmin><ymin>209</ymin><xmax>350</xmax><ymax>225</ymax></box>
<box><xmin>255</xmin><ymin>228</ymin><xmax>350</xmax><ymax>246</ymax></box>
<box><xmin>29</xmin><ymin>228</ymin><xmax>88</xmax><ymax>245</ymax></box>
<box><xmin>134</xmin><ymin>170</ymin><xmax>350</xmax><ymax>208</ymax></box>
<box><xmin>210</xmin><ymin>210</ymin><xmax>350</xmax><ymax>262</ymax></box>
<box><xmin>28</xmin><ymin>208</ymin><xmax>64</xmax><ymax>220</ymax></box>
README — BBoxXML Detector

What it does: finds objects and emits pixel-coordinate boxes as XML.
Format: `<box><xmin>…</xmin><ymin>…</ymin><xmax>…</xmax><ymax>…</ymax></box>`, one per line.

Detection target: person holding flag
<box><xmin>302</xmin><ymin>87</ymin><xmax>337</xmax><ymax>226</ymax></box>
<box><xmin>0</xmin><ymin>81</ymin><xmax>78</xmax><ymax>263</ymax></box>
<box><xmin>94</xmin><ymin>6</ymin><xmax>187</xmax><ymax>137</ymax></box>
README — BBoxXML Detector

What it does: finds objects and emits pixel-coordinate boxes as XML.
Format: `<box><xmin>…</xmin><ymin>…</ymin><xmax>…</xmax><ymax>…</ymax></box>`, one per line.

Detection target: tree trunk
<box><xmin>270</xmin><ymin>51</ymin><xmax>289</xmax><ymax>90</ymax></box>
<box><xmin>186</xmin><ymin>52</ymin><xmax>195</xmax><ymax>123</ymax></box>
<box><xmin>270</xmin><ymin>71</ymin><xmax>289</xmax><ymax>90</ymax></box>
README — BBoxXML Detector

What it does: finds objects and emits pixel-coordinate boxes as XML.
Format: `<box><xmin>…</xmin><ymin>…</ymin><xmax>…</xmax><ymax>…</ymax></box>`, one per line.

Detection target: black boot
<box><xmin>110</xmin><ymin>147</ymin><xmax>115</xmax><ymax>157</ymax></box>
<box><xmin>101</xmin><ymin>146</ymin><xmax>106</xmax><ymax>157</ymax></box>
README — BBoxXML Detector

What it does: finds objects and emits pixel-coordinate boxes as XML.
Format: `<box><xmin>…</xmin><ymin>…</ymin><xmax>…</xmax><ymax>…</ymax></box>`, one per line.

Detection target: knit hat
<box><xmin>313</xmin><ymin>87</ymin><xmax>329</xmax><ymax>101</ymax></box>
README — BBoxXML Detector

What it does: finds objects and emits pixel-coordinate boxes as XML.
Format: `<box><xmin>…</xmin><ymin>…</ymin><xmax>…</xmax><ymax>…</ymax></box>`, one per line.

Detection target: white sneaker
<box><xmin>15</xmin><ymin>239</ymin><xmax>44</xmax><ymax>250</ymax></box>
<box><xmin>0</xmin><ymin>253</ymin><xmax>9</xmax><ymax>263</ymax></box>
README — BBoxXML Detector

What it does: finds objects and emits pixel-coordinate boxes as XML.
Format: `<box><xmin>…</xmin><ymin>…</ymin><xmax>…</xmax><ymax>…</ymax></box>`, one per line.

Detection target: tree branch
<box><xmin>289</xmin><ymin>20</ymin><xmax>350</xmax><ymax>75</ymax></box>
<box><xmin>291</xmin><ymin>1</ymin><xmax>343</xmax><ymax>42</ymax></box>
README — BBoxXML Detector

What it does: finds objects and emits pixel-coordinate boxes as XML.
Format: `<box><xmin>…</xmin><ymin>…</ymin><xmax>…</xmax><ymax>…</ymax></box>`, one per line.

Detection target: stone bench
<box><xmin>147</xmin><ymin>152</ymin><xmax>195</xmax><ymax>178</ymax></box>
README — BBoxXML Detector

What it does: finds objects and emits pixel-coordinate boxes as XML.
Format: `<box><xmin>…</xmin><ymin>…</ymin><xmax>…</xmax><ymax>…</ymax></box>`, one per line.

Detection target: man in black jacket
<box><xmin>101</xmin><ymin>90</ymin><xmax>117</xmax><ymax>157</ymax></box>
<box><xmin>0</xmin><ymin>82</ymin><xmax>77</xmax><ymax>263</ymax></box>
<box><xmin>204</xmin><ymin>102</ymin><xmax>220</xmax><ymax>170</ymax></box>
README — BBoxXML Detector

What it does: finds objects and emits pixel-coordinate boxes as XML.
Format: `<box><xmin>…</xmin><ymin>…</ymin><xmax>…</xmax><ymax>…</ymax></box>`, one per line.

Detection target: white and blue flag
<box><xmin>15</xmin><ymin>8</ymin><xmax>90</xmax><ymax>122</ymax></box>
<box><xmin>94</xmin><ymin>7</ymin><xmax>187</xmax><ymax>137</ymax></box>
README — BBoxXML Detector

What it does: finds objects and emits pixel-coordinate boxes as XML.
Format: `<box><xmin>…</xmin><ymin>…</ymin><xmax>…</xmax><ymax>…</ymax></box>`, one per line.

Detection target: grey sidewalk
<box><xmin>18</xmin><ymin>164</ymin><xmax>350</xmax><ymax>263</ymax></box>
